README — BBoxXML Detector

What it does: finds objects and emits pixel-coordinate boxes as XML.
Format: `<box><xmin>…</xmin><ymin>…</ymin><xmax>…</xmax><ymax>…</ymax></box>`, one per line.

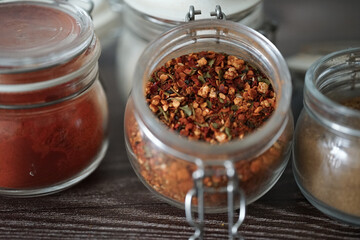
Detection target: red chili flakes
<box><xmin>145</xmin><ymin>51</ymin><xmax>276</xmax><ymax>143</ymax></box>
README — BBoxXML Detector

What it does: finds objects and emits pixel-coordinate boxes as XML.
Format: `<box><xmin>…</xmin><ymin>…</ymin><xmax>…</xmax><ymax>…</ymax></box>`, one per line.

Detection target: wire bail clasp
<box><xmin>185</xmin><ymin>6</ymin><xmax>202</xmax><ymax>22</ymax></box>
<box><xmin>185</xmin><ymin>5</ymin><xmax>227</xmax><ymax>22</ymax></box>
<box><xmin>210</xmin><ymin>5</ymin><xmax>227</xmax><ymax>20</ymax></box>
<box><xmin>185</xmin><ymin>159</ymin><xmax>205</xmax><ymax>240</ymax></box>
<box><xmin>185</xmin><ymin>159</ymin><xmax>246</xmax><ymax>240</ymax></box>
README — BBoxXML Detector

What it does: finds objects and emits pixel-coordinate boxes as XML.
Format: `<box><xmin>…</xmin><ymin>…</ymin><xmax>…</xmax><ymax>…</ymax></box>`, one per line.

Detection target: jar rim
<box><xmin>0</xmin><ymin>37</ymin><xmax>100</xmax><ymax>94</ymax></box>
<box><xmin>0</xmin><ymin>0</ymin><xmax>94</xmax><ymax>73</ymax></box>
<box><xmin>131</xmin><ymin>19</ymin><xmax>292</xmax><ymax>159</ymax></box>
<box><xmin>305</xmin><ymin>47</ymin><xmax>360</xmax><ymax>135</ymax></box>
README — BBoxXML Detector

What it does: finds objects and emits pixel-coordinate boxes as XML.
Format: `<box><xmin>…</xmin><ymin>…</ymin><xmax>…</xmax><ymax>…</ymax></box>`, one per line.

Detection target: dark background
<box><xmin>264</xmin><ymin>0</ymin><xmax>360</xmax><ymax>57</ymax></box>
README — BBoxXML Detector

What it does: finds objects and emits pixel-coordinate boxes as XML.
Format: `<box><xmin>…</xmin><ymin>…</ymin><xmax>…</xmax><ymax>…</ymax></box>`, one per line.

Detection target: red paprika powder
<box><xmin>0</xmin><ymin>1</ymin><xmax>108</xmax><ymax>196</ymax></box>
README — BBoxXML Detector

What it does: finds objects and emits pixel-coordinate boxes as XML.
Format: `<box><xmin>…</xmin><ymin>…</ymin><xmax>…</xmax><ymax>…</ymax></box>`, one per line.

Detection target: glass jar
<box><xmin>124</xmin><ymin>19</ymin><xmax>293</xmax><ymax>238</ymax></box>
<box><xmin>113</xmin><ymin>0</ymin><xmax>276</xmax><ymax>100</ymax></box>
<box><xmin>293</xmin><ymin>48</ymin><xmax>360</xmax><ymax>225</ymax></box>
<box><xmin>0</xmin><ymin>0</ymin><xmax>108</xmax><ymax>197</ymax></box>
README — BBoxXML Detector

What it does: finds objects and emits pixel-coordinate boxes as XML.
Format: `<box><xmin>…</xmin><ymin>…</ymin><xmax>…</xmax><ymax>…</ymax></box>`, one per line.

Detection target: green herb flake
<box><xmin>208</xmin><ymin>58</ymin><xmax>215</xmax><ymax>67</ymax></box>
<box><xmin>257</xmin><ymin>77</ymin><xmax>271</xmax><ymax>85</ymax></box>
<box><xmin>167</xmin><ymin>74</ymin><xmax>174</xmax><ymax>80</ymax></box>
<box><xmin>204</xmin><ymin>71</ymin><xmax>211</xmax><ymax>79</ymax></box>
<box><xmin>231</xmin><ymin>105</ymin><xmax>239</xmax><ymax>111</ymax></box>
<box><xmin>198</xmin><ymin>75</ymin><xmax>206</xmax><ymax>84</ymax></box>
<box><xmin>219</xmin><ymin>97</ymin><xmax>224</xmax><ymax>103</ymax></box>
<box><xmin>211</xmin><ymin>122</ymin><xmax>219</xmax><ymax>129</ymax></box>
<box><xmin>170</xmin><ymin>87</ymin><xmax>181</xmax><ymax>96</ymax></box>
<box><xmin>158</xmin><ymin>106</ymin><xmax>169</xmax><ymax>121</ymax></box>
<box><xmin>195</xmin><ymin>122</ymin><xmax>209</xmax><ymax>127</ymax></box>
<box><xmin>180</xmin><ymin>105</ymin><xmax>192</xmax><ymax>117</ymax></box>
<box><xmin>154</xmin><ymin>71</ymin><xmax>160</xmax><ymax>81</ymax></box>
<box><xmin>218</xmin><ymin>69</ymin><xmax>224</xmax><ymax>81</ymax></box>
<box><xmin>206</xmin><ymin>100</ymin><xmax>212</xmax><ymax>109</ymax></box>
<box><xmin>189</xmin><ymin>69</ymin><xmax>197</xmax><ymax>76</ymax></box>
<box><xmin>225</xmin><ymin>127</ymin><xmax>232</xmax><ymax>140</ymax></box>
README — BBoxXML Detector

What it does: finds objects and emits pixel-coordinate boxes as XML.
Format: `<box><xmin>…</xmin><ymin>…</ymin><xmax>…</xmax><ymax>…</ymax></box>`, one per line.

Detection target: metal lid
<box><xmin>124</xmin><ymin>0</ymin><xmax>262</xmax><ymax>21</ymax></box>
<box><xmin>0</xmin><ymin>0</ymin><xmax>94</xmax><ymax>73</ymax></box>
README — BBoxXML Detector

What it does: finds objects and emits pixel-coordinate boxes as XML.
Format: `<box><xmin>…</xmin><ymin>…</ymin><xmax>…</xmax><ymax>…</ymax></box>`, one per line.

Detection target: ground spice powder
<box><xmin>0</xmin><ymin>3</ymin><xmax>108</xmax><ymax>190</ymax></box>
<box><xmin>295</xmin><ymin>96</ymin><xmax>360</xmax><ymax>217</ymax></box>
<box><xmin>0</xmin><ymin>81</ymin><xmax>107</xmax><ymax>189</ymax></box>
<box><xmin>127</xmin><ymin>51</ymin><xmax>290</xmax><ymax>206</ymax></box>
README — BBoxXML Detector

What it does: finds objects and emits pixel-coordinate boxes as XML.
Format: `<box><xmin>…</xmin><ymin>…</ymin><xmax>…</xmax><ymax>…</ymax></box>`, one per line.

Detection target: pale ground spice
<box><xmin>294</xmin><ymin>97</ymin><xmax>360</xmax><ymax>217</ymax></box>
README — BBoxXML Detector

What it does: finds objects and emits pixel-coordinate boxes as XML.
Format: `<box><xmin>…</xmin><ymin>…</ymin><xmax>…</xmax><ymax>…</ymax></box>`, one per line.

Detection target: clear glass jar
<box><xmin>124</xmin><ymin>19</ymin><xmax>292</xmax><ymax>237</ymax></box>
<box><xmin>114</xmin><ymin>0</ymin><xmax>276</xmax><ymax>100</ymax></box>
<box><xmin>0</xmin><ymin>0</ymin><xmax>108</xmax><ymax>197</ymax></box>
<box><xmin>293</xmin><ymin>48</ymin><xmax>360</xmax><ymax>225</ymax></box>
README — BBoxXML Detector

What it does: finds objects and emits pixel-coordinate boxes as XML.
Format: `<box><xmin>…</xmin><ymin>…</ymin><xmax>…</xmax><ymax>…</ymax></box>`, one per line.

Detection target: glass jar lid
<box><xmin>0</xmin><ymin>0</ymin><xmax>94</xmax><ymax>73</ymax></box>
<box><xmin>124</xmin><ymin>0</ymin><xmax>262</xmax><ymax>22</ymax></box>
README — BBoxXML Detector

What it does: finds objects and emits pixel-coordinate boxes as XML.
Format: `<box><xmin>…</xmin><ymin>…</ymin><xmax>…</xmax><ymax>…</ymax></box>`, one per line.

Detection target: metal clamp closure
<box><xmin>185</xmin><ymin>159</ymin><xmax>205</xmax><ymax>240</ymax></box>
<box><xmin>185</xmin><ymin>5</ymin><xmax>227</xmax><ymax>22</ymax></box>
<box><xmin>185</xmin><ymin>6</ymin><xmax>202</xmax><ymax>22</ymax></box>
<box><xmin>210</xmin><ymin>5</ymin><xmax>227</xmax><ymax>20</ymax></box>
<box><xmin>185</xmin><ymin>160</ymin><xmax>246</xmax><ymax>240</ymax></box>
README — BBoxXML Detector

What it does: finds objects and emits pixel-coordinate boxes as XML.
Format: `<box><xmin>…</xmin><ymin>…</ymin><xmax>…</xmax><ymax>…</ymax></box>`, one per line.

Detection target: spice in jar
<box><xmin>341</xmin><ymin>96</ymin><xmax>360</xmax><ymax>110</ymax></box>
<box><xmin>145</xmin><ymin>51</ymin><xmax>276</xmax><ymax>143</ymax></box>
<box><xmin>127</xmin><ymin>51</ymin><xmax>288</xmax><ymax>206</ymax></box>
<box><xmin>294</xmin><ymin>96</ymin><xmax>360</xmax><ymax>217</ymax></box>
<box><xmin>0</xmin><ymin>83</ymin><xmax>107</xmax><ymax>189</ymax></box>
<box><xmin>0</xmin><ymin>2</ymin><xmax>108</xmax><ymax>191</ymax></box>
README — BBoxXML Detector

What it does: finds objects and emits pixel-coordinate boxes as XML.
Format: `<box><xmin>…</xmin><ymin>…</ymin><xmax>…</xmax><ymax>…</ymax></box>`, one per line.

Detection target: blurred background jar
<box><xmin>110</xmin><ymin>0</ymin><xmax>276</xmax><ymax>100</ymax></box>
<box><xmin>0</xmin><ymin>0</ymin><xmax>108</xmax><ymax>197</ymax></box>
<box><xmin>293</xmin><ymin>48</ymin><xmax>360</xmax><ymax>225</ymax></box>
<box><xmin>124</xmin><ymin>19</ymin><xmax>292</xmax><ymax>238</ymax></box>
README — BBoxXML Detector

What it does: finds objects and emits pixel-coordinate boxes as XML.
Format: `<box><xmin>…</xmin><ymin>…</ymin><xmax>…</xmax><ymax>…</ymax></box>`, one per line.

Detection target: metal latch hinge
<box><xmin>185</xmin><ymin>5</ymin><xmax>227</xmax><ymax>22</ymax></box>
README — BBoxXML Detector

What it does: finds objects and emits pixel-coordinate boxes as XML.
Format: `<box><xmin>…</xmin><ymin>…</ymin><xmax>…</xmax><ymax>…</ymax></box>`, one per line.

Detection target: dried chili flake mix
<box><xmin>145</xmin><ymin>51</ymin><xmax>276</xmax><ymax>143</ymax></box>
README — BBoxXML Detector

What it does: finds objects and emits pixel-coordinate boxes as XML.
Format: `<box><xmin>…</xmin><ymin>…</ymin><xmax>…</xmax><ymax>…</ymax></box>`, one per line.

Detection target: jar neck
<box><xmin>304</xmin><ymin>48</ymin><xmax>360</xmax><ymax>137</ymax></box>
<box><xmin>0</xmin><ymin>36</ymin><xmax>100</xmax><ymax>109</ymax></box>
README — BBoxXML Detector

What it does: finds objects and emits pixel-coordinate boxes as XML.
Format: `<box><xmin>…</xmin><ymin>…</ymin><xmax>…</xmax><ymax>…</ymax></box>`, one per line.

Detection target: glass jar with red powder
<box><xmin>0</xmin><ymin>0</ymin><xmax>108</xmax><ymax>196</ymax></box>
